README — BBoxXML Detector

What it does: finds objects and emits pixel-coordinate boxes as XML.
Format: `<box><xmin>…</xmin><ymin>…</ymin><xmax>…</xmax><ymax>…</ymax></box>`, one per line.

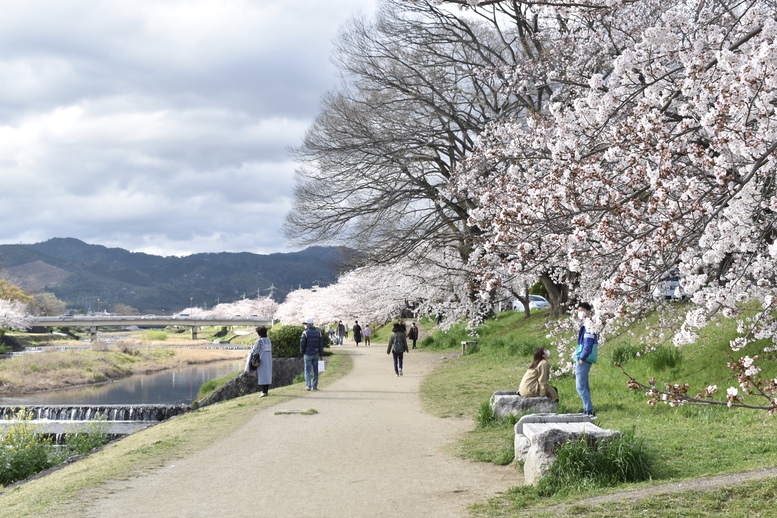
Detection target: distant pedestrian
<box><xmin>574</xmin><ymin>302</ymin><xmax>598</xmax><ymax>416</ymax></box>
<box><xmin>352</xmin><ymin>320</ymin><xmax>362</xmax><ymax>347</ymax></box>
<box><xmin>245</xmin><ymin>326</ymin><xmax>272</xmax><ymax>398</ymax></box>
<box><xmin>327</xmin><ymin>326</ymin><xmax>336</xmax><ymax>343</ymax></box>
<box><xmin>408</xmin><ymin>322</ymin><xmax>419</xmax><ymax>349</ymax></box>
<box><xmin>300</xmin><ymin>318</ymin><xmax>324</xmax><ymax>391</ymax></box>
<box><xmin>363</xmin><ymin>324</ymin><xmax>372</xmax><ymax>347</ymax></box>
<box><xmin>337</xmin><ymin>321</ymin><xmax>345</xmax><ymax>346</ymax></box>
<box><xmin>387</xmin><ymin>322</ymin><xmax>409</xmax><ymax>377</ymax></box>
<box><xmin>436</xmin><ymin>309</ymin><xmax>443</xmax><ymax>325</ymax></box>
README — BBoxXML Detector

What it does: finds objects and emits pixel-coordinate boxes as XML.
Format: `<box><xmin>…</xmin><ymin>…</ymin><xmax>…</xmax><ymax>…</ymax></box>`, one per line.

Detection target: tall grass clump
<box><xmin>141</xmin><ymin>330</ymin><xmax>167</xmax><ymax>342</ymax></box>
<box><xmin>536</xmin><ymin>429</ymin><xmax>658</xmax><ymax>496</ymax></box>
<box><xmin>610</xmin><ymin>343</ymin><xmax>642</xmax><ymax>365</ymax></box>
<box><xmin>646</xmin><ymin>345</ymin><xmax>682</xmax><ymax>371</ymax></box>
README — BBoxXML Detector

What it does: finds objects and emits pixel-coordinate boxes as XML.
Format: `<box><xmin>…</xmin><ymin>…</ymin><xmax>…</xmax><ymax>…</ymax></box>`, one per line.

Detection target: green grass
<box><xmin>418</xmin><ymin>309</ymin><xmax>777</xmax><ymax>516</ymax></box>
<box><xmin>196</xmin><ymin>371</ymin><xmax>241</xmax><ymax>399</ymax></box>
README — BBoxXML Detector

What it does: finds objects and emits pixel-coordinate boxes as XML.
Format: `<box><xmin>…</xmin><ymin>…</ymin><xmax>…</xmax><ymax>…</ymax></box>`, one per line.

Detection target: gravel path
<box><xmin>85</xmin><ymin>345</ymin><xmax>517</xmax><ymax>517</ymax></box>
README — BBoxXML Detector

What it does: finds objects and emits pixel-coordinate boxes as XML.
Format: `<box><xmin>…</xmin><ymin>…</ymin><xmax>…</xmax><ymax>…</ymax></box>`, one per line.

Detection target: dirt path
<box><xmin>84</xmin><ymin>345</ymin><xmax>517</xmax><ymax>517</ymax></box>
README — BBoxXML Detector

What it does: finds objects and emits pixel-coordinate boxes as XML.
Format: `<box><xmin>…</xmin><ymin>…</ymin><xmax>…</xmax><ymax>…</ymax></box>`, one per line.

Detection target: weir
<box><xmin>0</xmin><ymin>404</ymin><xmax>191</xmax><ymax>443</ymax></box>
<box><xmin>0</xmin><ymin>404</ymin><xmax>191</xmax><ymax>421</ymax></box>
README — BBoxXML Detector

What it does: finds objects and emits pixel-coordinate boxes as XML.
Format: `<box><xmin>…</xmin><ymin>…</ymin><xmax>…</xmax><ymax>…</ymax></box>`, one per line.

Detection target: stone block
<box><xmin>512</xmin><ymin>413</ymin><xmax>622</xmax><ymax>485</ymax></box>
<box><xmin>489</xmin><ymin>391</ymin><xmax>558</xmax><ymax>418</ymax></box>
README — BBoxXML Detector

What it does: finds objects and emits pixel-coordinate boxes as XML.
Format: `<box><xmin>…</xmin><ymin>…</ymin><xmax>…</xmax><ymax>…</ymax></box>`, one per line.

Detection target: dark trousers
<box><xmin>259</xmin><ymin>384</ymin><xmax>270</xmax><ymax>395</ymax></box>
<box><xmin>392</xmin><ymin>352</ymin><xmax>404</xmax><ymax>374</ymax></box>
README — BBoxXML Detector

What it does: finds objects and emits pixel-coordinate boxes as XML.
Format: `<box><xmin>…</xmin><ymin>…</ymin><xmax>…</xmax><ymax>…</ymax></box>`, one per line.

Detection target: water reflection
<box><xmin>0</xmin><ymin>360</ymin><xmax>244</xmax><ymax>406</ymax></box>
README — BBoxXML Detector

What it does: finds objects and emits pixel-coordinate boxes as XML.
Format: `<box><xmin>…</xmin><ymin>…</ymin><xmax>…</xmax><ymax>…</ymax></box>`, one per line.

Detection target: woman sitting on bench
<box><xmin>518</xmin><ymin>347</ymin><xmax>559</xmax><ymax>402</ymax></box>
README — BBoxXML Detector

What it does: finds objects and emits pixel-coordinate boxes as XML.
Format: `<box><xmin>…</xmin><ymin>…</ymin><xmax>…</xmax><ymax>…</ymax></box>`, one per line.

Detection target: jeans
<box><xmin>575</xmin><ymin>361</ymin><xmax>594</xmax><ymax>414</ymax></box>
<box><xmin>337</xmin><ymin>334</ymin><xmax>344</xmax><ymax>346</ymax></box>
<box><xmin>392</xmin><ymin>351</ymin><xmax>404</xmax><ymax>374</ymax></box>
<box><xmin>304</xmin><ymin>354</ymin><xmax>319</xmax><ymax>389</ymax></box>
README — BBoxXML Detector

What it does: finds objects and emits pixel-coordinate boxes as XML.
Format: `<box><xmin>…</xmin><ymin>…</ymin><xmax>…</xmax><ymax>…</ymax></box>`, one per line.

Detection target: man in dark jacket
<box><xmin>300</xmin><ymin>318</ymin><xmax>324</xmax><ymax>391</ymax></box>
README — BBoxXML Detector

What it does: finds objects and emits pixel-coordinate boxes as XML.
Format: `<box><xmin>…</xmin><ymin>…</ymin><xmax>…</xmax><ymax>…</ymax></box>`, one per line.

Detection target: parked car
<box><xmin>142</xmin><ymin>314</ymin><xmax>156</xmax><ymax>319</ymax></box>
<box><xmin>512</xmin><ymin>295</ymin><xmax>551</xmax><ymax>311</ymax></box>
<box><xmin>652</xmin><ymin>274</ymin><xmax>685</xmax><ymax>300</ymax></box>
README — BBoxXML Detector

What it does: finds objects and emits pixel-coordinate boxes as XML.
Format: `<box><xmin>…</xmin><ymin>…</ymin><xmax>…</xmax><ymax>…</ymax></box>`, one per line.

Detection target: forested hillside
<box><xmin>0</xmin><ymin>238</ymin><xmax>346</xmax><ymax>313</ymax></box>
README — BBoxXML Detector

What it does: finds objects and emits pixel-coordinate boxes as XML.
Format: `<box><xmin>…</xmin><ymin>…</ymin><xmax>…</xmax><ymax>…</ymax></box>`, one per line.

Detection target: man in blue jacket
<box><xmin>574</xmin><ymin>302</ymin><xmax>598</xmax><ymax>416</ymax></box>
<box><xmin>300</xmin><ymin>318</ymin><xmax>324</xmax><ymax>391</ymax></box>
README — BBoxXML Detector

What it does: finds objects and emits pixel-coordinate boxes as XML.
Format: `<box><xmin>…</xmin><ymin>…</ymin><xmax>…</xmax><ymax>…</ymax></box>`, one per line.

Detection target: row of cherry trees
<box><xmin>274</xmin><ymin>252</ymin><xmax>491</xmax><ymax>327</ymax></box>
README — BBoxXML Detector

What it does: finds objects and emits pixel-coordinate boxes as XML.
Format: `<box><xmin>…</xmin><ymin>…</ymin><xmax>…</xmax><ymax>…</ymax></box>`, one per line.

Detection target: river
<box><xmin>0</xmin><ymin>359</ymin><xmax>245</xmax><ymax>406</ymax></box>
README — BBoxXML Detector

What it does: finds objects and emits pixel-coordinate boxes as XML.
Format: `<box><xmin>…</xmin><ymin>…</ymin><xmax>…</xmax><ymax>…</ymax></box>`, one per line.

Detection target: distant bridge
<box><xmin>30</xmin><ymin>316</ymin><xmax>274</xmax><ymax>340</ymax></box>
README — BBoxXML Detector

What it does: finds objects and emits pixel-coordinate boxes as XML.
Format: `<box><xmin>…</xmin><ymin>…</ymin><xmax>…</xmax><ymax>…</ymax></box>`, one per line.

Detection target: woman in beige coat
<box><xmin>518</xmin><ymin>347</ymin><xmax>558</xmax><ymax>401</ymax></box>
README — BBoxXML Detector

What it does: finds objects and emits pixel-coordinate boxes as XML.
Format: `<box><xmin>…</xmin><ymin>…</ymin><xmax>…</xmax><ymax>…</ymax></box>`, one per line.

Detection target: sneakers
<box><xmin>312</xmin><ymin>387</ymin><xmax>319</xmax><ymax>391</ymax></box>
<box><xmin>395</xmin><ymin>373</ymin><xmax>399</xmax><ymax>377</ymax></box>
<box><xmin>399</xmin><ymin>369</ymin><xmax>403</xmax><ymax>376</ymax></box>
<box><xmin>258</xmin><ymin>393</ymin><xmax>268</xmax><ymax>398</ymax></box>
<box><xmin>305</xmin><ymin>386</ymin><xmax>311</xmax><ymax>391</ymax></box>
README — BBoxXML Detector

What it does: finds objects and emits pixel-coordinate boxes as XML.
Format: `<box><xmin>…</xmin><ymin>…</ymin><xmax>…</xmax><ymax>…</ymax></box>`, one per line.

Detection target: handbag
<box><xmin>249</xmin><ymin>352</ymin><xmax>261</xmax><ymax>369</ymax></box>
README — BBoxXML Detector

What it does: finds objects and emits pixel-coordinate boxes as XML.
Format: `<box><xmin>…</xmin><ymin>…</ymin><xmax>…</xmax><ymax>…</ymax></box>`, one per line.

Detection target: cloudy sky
<box><xmin>0</xmin><ymin>0</ymin><xmax>377</xmax><ymax>257</ymax></box>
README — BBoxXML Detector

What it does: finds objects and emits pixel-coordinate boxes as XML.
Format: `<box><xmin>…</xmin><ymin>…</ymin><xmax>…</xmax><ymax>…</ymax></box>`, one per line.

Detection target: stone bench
<box><xmin>514</xmin><ymin>413</ymin><xmax>621</xmax><ymax>485</ymax></box>
<box><xmin>489</xmin><ymin>391</ymin><xmax>558</xmax><ymax>417</ymax></box>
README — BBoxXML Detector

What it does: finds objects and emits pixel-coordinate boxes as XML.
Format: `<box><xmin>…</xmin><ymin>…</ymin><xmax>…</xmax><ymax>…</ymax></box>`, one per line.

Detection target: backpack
<box><xmin>392</xmin><ymin>333</ymin><xmax>406</xmax><ymax>353</ymax></box>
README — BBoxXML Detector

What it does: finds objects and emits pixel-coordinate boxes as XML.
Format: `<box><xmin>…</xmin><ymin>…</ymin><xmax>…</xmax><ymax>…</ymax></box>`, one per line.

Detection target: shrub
<box><xmin>537</xmin><ymin>429</ymin><xmax>658</xmax><ymax>496</ymax></box>
<box><xmin>268</xmin><ymin>325</ymin><xmax>331</xmax><ymax>358</ymax></box>
<box><xmin>420</xmin><ymin>336</ymin><xmax>434</xmax><ymax>348</ymax></box>
<box><xmin>64</xmin><ymin>418</ymin><xmax>110</xmax><ymax>456</ymax></box>
<box><xmin>0</xmin><ymin>409</ymin><xmax>58</xmax><ymax>486</ymax></box>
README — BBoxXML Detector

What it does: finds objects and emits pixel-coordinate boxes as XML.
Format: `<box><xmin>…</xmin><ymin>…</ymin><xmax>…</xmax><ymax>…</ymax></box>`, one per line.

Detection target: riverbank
<box><xmin>0</xmin><ymin>340</ymin><xmax>246</xmax><ymax>397</ymax></box>
<box><xmin>0</xmin><ymin>347</ymin><xmax>515</xmax><ymax>517</ymax></box>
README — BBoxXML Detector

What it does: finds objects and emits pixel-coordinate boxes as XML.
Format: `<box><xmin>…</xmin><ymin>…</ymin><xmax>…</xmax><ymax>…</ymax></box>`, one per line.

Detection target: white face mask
<box><xmin>578</xmin><ymin>311</ymin><xmax>587</xmax><ymax>320</ymax></box>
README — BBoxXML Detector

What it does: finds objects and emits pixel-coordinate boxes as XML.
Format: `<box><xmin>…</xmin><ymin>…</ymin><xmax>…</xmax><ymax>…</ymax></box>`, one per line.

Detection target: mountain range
<box><xmin>0</xmin><ymin>238</ymin><xmax>347</xmax><ymax>313</ymax></box>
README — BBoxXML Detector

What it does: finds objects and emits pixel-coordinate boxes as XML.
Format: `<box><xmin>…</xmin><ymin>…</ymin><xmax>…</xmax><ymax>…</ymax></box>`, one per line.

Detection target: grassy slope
<box><xmin>418</xmin><ymin>308</ymin><xmax>777</xmax><ymax>516</ymax></box>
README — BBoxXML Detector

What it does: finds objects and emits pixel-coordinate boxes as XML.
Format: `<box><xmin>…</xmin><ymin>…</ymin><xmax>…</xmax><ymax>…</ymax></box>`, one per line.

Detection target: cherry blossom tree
<box><xmin>435</xmin><ymin>0</ymin><xmax>777</xmax><ymax>410</ymax></box>
<box><xmin>0</xmin><ymin>299</ymin><xmax>33</xmax><ymax>331</ymax></box>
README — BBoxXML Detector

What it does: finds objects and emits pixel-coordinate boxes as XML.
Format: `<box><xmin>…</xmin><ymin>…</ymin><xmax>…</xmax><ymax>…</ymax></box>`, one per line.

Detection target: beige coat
<box><xmin>518</xmin><ymin>359</ymin><xmax>558</xmax><ymax>401</ymax></box>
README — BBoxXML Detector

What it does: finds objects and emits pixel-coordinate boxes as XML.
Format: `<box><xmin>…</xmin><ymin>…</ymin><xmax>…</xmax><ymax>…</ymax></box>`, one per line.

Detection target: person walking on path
<box><xmin>245</xmin><ymin>325</ymin><xmax>273</xmax><ymax>398</ymax></box>
<box><xmin>363</xmin><ymin>324</ymin><xmax>371</xmax><ymax>346</ymax></box>
<box><xmin>518</xmin><ymin>347</ymin><xmax>558</xmax><ymax>401</ymax></box>
<box><xmin>336</xmin><ymin>321</ymin><xmax>345</xmax><ymax>347</ymax></box>
<box><xmin>436</xmin><ymin>309</ymin><xmax>443</xmax><ymax>325</ymax></box>
<box><xmin>352</xmin><ymin>320</ymin><xmax>362</xmax><ymax>347</ymax></box>
<box><xmin>300</xmin><ymin>318</ymin><xmax>324</xmax><ymax>391</ymax></box>
<box><xmin>387</xmin><ymin>322</ymin><xmax>409</xmax><ymax>377</ymax></box>
<box><xmin>408</xmin><ymin>322</ymin><xmax>419</xmax><ymax>349</ymax></box>
<box><xmin>574</xmin><ymin>302</ymin><xmax>598</xmax><ymax>416</ymax></box>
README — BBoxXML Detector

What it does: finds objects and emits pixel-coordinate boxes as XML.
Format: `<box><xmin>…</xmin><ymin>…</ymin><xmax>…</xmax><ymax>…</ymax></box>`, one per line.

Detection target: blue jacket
<box><xmin>574</xmin><ymin>325</ymin><xmax>598</xmax><ymax>363</ymax></box>
<box><xmin>300</xmin><ymin>326</ymin><xmax>324</xmax><ymax>357</ymax></box>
